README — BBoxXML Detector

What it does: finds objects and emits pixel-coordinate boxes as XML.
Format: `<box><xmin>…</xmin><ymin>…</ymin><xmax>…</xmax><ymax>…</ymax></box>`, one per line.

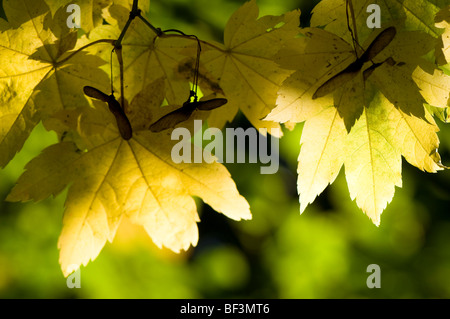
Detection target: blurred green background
<box><xmin>1</xmin><ymin>0</ymin><xmax>450</xmax><ymax>299</ymax></box>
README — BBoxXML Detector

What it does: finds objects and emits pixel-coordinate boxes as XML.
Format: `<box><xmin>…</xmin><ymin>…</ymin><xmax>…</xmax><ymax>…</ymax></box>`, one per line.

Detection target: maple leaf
<box><xmin>266</xmin><ymin>0</ymin><xmax>447</xmax><ymax>224</ymax></box>
<box><xmin>412</xmin><ymin>7</ymin><xmax>450</xmax><ymax>122</ymax></box>
<box><xmin>0</xmin><ymin>0</ymin><xmax>109</xmax><ymax>168</ymax></box>
<box><xmin>311</xmin><ymin>0</ymin><xmax>443</xmax><ymax>44</ymax></box>
<box><xmin>7</xmin><ymin>79</ymin><xmax>251</xmax><ymax>277</ymax></box>
<box><xmin>85</xmin><ymin>0</ymin><xmax>192</xmax><ymax>107</ymax></box>
<box><xmin>265</xmin><ymin>28</ymin><xmax>353</xmax><ymax>125</ymax></box>
<box><xmin>413</xmin><ymin>66</ymin><xmax>450</xmax><ymax>111</ymax></box>
<box><xmin>87</xmin><ymin>0</ymin><xmax>302</xmax><ymax>136</ymax></box>
<box><xmin>89</xmin><ymin>0</ymin><xmax>302</xmax><ymax>136</ymax></box>
<box><xmin>198</xmin><ymin>0</ymin><xmax>301</xmax><ymax>136</ymax></box>
<box><xmin>296</xmin><ymin>106</ymin><xmax>347</xmax><ymax>215</ymax></box>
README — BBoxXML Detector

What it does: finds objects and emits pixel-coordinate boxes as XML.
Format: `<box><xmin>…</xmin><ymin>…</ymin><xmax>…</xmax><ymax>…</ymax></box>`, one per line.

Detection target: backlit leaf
<box><xmin>267</xmin><ymin>0</ymin><xmax>447</xmax><ymax>224</ymax></box>
<box><xmin>0</xmin><ymin>0</ymin><xmax>109</xmax><ymax>167</ymax></box>
<box><xmin>8</xmin><ymin>81</ymin><xmax>250</xmax><ymax>276</ymax></box>
<box><xmin>200</xmin><ymin>0</ymin><xmax>301</xmax><ymax>136</ymax></box>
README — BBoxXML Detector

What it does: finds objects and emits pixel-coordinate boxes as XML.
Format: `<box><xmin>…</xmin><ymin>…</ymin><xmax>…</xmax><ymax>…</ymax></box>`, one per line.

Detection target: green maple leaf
<box><xmin>0</xmin><ymin>0</ymin><xmax>109</xmax><ymax>168</ymax></box>
<box><xmin>7</xmin><ymin>79</ymin><xmax>251</xmax><ymax>277</ymax></box>
<box><xmin>266</xmin><ymin>0</ymin><xmax>448</xmax><ymax>225</ymax></box>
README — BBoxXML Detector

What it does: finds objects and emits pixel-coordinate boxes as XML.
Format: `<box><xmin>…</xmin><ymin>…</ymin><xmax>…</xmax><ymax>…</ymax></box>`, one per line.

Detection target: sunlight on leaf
<box><xmin>8</xmin><ymin>80</ymin><xmax>250</xmax><ymax>276</ymax></box>
<box><xmin>0</xmin><ymin>0</ymin><xmax>109</xmax><ymax>167</ymax></box>
<box><xmin>267</xmin><ymin>1</ymin><xmax>447</xmax><ymax>224</ymax></box>
<box><xmin>200</xmin><ymin>0</ymin><xmax>301</xmax><ymax>136</ymax></box>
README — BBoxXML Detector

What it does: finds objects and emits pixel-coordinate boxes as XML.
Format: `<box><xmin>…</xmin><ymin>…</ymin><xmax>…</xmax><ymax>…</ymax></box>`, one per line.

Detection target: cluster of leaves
<box><xmin>267</xmin><ymin>1</ymin><xmax>450</xmax><ymax>225</ymax></box>
<box><xmin>0</xmin><ymin>0</ymin><xmax>449</xmax><ymax>276</ymax></box>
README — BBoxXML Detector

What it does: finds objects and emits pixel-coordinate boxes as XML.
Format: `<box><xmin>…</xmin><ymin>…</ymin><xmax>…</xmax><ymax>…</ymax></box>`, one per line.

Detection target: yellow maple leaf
<box><xmin>344</xmin><ymin>88</ymin><xmax>403</xmax><ymax>225</ymax></box>
<box><xmin>311</xmin><ymin>0</ymin><xmax>443</xmax><ymax>44</ymax></box>
<box><xmin>199</xmin><ymin>0</ymin><xmax>301</xmax><ymax>136</ymax></box>
<box><xmin>265</xmin><ymin>28</ymin><xmax>353</xmax><ymax>125</ymax></box>
<box><xmin>0</xmin><ymin>0</ymin><xmax>110</xmax><ymax>167</ymax></box>
<box><xmin>297</xmin><ymin>106</ymin><xmax>347</xmax><ymax>214</ymax></box>
<box><xmin>267</xmin><ymin>2</ymin><xmax>445</xmax><ymax>225</ymax></box>
<box><xmin>413</xmin><ymin>67</ymin><xmax>450</xmax><ymax>109</ymax></box>
<box><xmin>86</xmin><ymin>0</ymin><xmax>301</xmax><ymax>136</ymax></box>
<box><xmin>7</xmin><ymin>79</ymin><xmax>251</xmax><ymax>277</ymax></box>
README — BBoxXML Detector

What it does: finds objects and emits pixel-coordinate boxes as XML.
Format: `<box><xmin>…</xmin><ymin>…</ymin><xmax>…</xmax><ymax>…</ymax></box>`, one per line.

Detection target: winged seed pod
<box><xmin>149</xmin><ymin>98</ymin><xmax>227</xmax><ymax>133</ymax></box>
<box><xmin>313</xmin><ymin>27</ymin><xmax>397</xmax><ymax>99</ymax></box>
<box><xmin>83</xmin><ymin>86</ymin><xmax>133</xmax><ymax>140</ymax></box>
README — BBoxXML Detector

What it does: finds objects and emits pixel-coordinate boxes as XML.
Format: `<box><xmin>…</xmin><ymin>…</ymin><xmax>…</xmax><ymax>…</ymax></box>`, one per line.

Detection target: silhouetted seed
<box><xmin>83</xmin><ymin>86</ymin><xmax>133</xmax><ymax>140</ymax></box>
<box><xmin>312</xmin><ymin>27</ymin><xmax>397</xmax><ymax>100</ymax></box>
<box><xmin>149</xmin><ymin>98</ymin><xmax>227</xmax><ymax>132</ymax></box>
<box><xmin>195</xmin><ymin>98</ymin><xmax>228</xmax><ymax>111</ymax></box>
<box><xmin>149</xmin><ymin>29</ymin><xmax>228</xmax><ymax>133</ymax></box>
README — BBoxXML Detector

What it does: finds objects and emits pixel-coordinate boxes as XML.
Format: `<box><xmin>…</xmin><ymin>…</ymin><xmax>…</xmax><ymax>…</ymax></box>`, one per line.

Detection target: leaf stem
<box><xmin>112</xmin><ymin>0</ymin><xmax>141</xmax><ymax>112</ymax></box>
<box><xmin>111</xmin><ymin>0</ymin><xmax>223</xmax><ymax>110</ymax></box>
<box><xmin>346</xmin><ymin>0</ymin><xmax>361</xmax><ymax>55</ymax></box>
<box><xmin>114</xmin><ymin>47</ymin><xmax>126</xmax><ymax>111</ymax></box>
<box><xmin>57</xmin><ymin>39</ymin><xmax>115</xmax><ymax>66</ymax></box>
<box><xmin>348</xmin><ymin>0</ymin><xmax>358</xmax><ymax>44</ymax></box>
<box><xmin>163</xmin><ymin>29</ymin><xmax>202</xmax><ymax>100</ymax></box>
<box><xmin>158</xmin><ymin>33</ymin><xmax>224</xmax><ymax>52</ymax></box>
<box><xmin>132</xmin><ymin>0</ymin><xmax>139</xmax><ymax>12</ymax></box>
<box><xmin>115</xmin><ymin>18</ymin><xmax>134</xmax><ymax>49</ymax></box>
<box><xmin>114</xmin><ymin>0</ymin><xmax>146</xmax><ymax>49</ymax></box>
<box><xmin>137</xmin><ymin>14</ymin><xmax>163</xmax><ymax>36</ymax></box>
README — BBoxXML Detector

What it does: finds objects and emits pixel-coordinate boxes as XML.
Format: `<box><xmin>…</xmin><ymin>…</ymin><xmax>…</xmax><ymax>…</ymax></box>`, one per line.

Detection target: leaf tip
<box><xmin>61</xmin><ymin>263</ymin><xmax>81</xmax><ymax>278</ymax></box>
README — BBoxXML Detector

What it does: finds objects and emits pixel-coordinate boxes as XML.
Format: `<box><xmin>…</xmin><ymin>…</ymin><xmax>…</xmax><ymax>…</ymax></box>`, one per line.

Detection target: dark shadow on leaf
<box><xmin>333</xmin><ymin>76</ymin><xmax>365</xmax><ymax>132</ymax></box>
<box><xmin>370</xmin><ymin>62</ymin><xmax>428</xmax><ymax>123</ymax></box>
<box><xmin>0</xmin><ymin>0</ymin><xmax>49</xmax><ymax>29</ymax></box>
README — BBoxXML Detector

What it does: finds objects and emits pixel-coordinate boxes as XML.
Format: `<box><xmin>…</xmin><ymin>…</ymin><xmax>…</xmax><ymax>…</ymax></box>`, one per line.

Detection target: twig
<box><xmin>115</xmin><ymin>47</ymin><xmax>125</xmax><ymax>112</ymax></box>
<box><xmin>163</xmin><ymin>29</ymin><xmax>202</xmax><ymax>100</ymax></box>
<box><xmin>114</xmin><ymin>0</ymin><xmax>141</xmax><ymax>49</ymax></box>
<box><xmin>137</xmin><ymin>14</ymin><xmax>163</xmax><ymax>36</ymax></box>
<box><xmin>57</xmin><ymin>39</ymin><xmax>115</xmax><ymax>65</ymax></box>
<box><xmin>346</xmin><ymin>0</ymin><xmax>363</xmax><ymax>57</ymax></box>
<box><xmin>112</xmin><ymin>0</ymin><xmax>141</xmax><ymax>112</ymax></box>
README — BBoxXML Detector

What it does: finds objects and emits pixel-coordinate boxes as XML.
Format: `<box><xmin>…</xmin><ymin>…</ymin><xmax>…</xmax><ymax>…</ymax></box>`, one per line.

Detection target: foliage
<box><xmin>0</xmin><ymin>0</ymin><xmax>449</xmax><ymax>277</ymax></box>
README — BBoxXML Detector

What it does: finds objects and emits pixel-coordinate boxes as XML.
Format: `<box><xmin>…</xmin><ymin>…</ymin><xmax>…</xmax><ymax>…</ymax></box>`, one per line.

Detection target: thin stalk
<box><xmin>162</xmin><ymin>29</ymin><xmax>202</xmax><ymax>100</ymax></box>
<box><xmin>115</xmin><ymin>47</ymin><xmax>126</xmax><ymax>111</ymax></box>
<box><xmin>346</xmin><ymin>0</ymin><xmax>362</xmax><ymax>56</ymax></box>
<box><xmin>115</xmin><ymin>18</ymin><xmax>134</xmax><ymax>49</ymax></box>
<box><xmin>158</xmin><ymin>33</ymin><xmax>224</xmax><ymax>52</ymax></box>
<box><xmin>348</xmin><ymin>0</ymin><xmax>359</xmax><ymax>45</ymax></box>
<box><xmin>132</xmin><ymin>0</ymin><xmax>139</xmax><ymax>12</ymax></box>
<box><xmin>137</xmin><ymin>14</ymin><xmax>163</xmax><ymax>36</ymax></box>
<box><xmin>112</xmin><ymin>0</ymin><xmax>141</xmax><ymax>112</ymax></box>
<box><xmin>114</xmin><ymin>0</ymin><xmax>141</xmax><ymax>49</ymax></box>
<box><xmin>57</xmin><ymin>39</ymin><xmax>115</xmax><ymax>65</ymax></box>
